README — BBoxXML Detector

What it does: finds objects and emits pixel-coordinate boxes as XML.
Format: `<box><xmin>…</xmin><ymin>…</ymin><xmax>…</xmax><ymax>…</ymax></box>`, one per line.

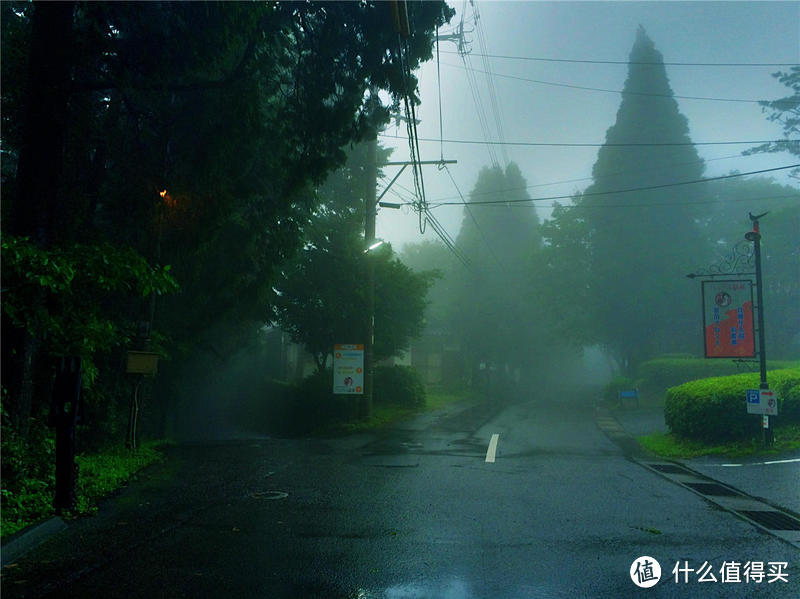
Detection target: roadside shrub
<box><xmin>374</xmin><ymin>365</ymin><xmax>426</xmax><ymax>408</ymax></box>
<box><xmin>665</xmin><ymin>368</ymin><xmax>800</xmax><ymax>442</ymax></box>
<box><xmin>638</xmin><ymin>357</ymin><xmax>799</xmax><ymax>399</ymax></box>
<box><xmin>281</xmin><ymin>369</ymin><xmax>358</xmax><ymax>435</ymax></box>
<box><xmin>603</xmin><ymin>375</ymin><xmax>637</xmax><ymax>404</ymax></box>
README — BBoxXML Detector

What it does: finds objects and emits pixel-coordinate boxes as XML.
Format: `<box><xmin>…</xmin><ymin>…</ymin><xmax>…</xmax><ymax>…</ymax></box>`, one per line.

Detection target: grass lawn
<box><xmin>638</xmin><ymin>424</ymin><xmax>800</xmax><ymax>459</ymax></box>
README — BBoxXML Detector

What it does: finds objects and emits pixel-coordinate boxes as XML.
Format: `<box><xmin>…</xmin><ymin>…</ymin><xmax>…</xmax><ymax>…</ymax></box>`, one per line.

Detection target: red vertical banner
<box><xmin>702</xmin><ymin>280</ymin><xmax>755</xmax><ymax>358</ymax></box>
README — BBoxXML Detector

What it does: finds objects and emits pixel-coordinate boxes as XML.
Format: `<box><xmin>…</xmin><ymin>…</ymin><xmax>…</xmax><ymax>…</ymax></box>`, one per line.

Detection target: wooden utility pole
<box><xmin>362</xmin><ymin>135</ymin><xmax>378</xmax><ymax>421</ymax></box>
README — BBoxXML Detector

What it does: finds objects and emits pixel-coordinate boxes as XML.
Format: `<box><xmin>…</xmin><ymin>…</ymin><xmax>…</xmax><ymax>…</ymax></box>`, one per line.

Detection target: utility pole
<box><xmin>362</xmin><ymin>135</ymin><xmax>378</xmax><ymax>421</ymax></box>
<box><xmin>746</xmin><ymin>211</ymin><xmax>772</xmax><ymax>445</ymax></box>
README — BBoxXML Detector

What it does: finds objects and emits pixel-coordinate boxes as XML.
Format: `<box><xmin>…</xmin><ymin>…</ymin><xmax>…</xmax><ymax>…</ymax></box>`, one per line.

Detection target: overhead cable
<box><xmin>439</xmin><ymin>49</ymin><xmax>799</xmax><ymax>68</ymax></box>
<box><xmin>428</xmin><ymin>164</ymin><xmax>800</xmax><ymax>206</ymax></box>
<box><xmin>380</xmin><ymin>132</ymin><xmax>799</xmax><ymax>148</ymax></box>
<box><xmin>440</xmin><ymin>60</ymin><xmax>800</xmax><ymax>105</ymax></box>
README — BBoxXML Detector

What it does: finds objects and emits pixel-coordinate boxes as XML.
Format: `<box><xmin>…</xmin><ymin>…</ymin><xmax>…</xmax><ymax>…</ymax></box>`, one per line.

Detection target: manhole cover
<box><xmin>249</xmin><ymin>491</ymin><xmax>288</xmax><ymax>500</ymax></box>
<box><xmin>738</xmin><ymin>510</ymin><xmax>800</xmax><ymax>531</ymax></box>
<box><xmin>683</xmin><ymin>482</ymin><xmax>740</xmax><ymax>497</ymax></box>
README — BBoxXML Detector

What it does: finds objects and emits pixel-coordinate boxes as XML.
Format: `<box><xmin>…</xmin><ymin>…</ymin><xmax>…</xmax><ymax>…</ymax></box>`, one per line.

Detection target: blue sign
<box><xmin>746</xmin><ymin>389</ymin><xmax>760</xmax><ymax>404</ymax></box>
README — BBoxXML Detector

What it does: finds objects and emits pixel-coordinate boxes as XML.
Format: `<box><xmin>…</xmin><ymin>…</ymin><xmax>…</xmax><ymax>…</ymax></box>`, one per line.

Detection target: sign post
<box><xmin>333</xmin><ymin>344</ymin><xmax>364</xmax><ymax>395</ymax></box>
<box><xmin>688</xmin><ymin>212</ymin><xmax>773</xmax><ymax>447</ymax></box>
<box><xmin>745</xmin><ymin>212</ymin><xmax>772</xmax><ymax>445</ymax></box>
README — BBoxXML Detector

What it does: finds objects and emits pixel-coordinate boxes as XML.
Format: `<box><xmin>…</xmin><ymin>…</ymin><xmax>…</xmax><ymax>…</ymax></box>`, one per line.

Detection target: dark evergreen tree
<box><xmin>448</xmin><ymin>163</ymin><xmax>545</xmax><ymax>386</ymax></box>
<box><xmin>545</xmin><ymin>27</ymin><xmax>709</xmax><ymax>372</ymax></box>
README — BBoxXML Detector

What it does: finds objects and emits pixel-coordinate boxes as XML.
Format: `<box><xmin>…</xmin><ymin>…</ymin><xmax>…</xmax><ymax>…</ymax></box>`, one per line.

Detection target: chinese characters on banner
<box><xmin>332</xmin><ymin>344</ymin><xmax>364</xmax><ymax>395</ymax></box>
<box><xmin>701</xmin><ymin>280</ymin><xmax>755</xmax><ymax>358</ymax></box>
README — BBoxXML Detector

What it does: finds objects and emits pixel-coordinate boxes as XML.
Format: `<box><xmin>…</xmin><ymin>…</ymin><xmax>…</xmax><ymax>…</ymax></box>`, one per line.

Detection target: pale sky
<box><xmin>376</xmin><ymin>1</ymin><xmax>800</xmax><ymax>253</ymax></box>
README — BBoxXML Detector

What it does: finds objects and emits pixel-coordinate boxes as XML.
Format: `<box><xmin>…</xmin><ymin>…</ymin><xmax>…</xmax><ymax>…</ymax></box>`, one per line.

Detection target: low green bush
<box><xmin>374</xmin><ymin>365</ymin><xmax>426</xmax><ymax>408</ymax></box>
<box><xmin>665</xmin><ymin>368</ymin><xmax>800</xmax><ymax>442</ymax></box>
<box><xmin>637</xmin><ymin>357</ymin><xmax>799</xmax><ymax>399</ymax></box>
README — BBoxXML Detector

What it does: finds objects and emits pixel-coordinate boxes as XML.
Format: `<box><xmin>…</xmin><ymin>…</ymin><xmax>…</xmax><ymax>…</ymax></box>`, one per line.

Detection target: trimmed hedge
<box><xmin>637</xmin><ymin>357</ymin><xmax>800</xmax><ymax>399</ymax></box>
<box><xmin>665</xmin><ymin>368</ymin><xmax>800</xmax><ymax>442</ymax></box>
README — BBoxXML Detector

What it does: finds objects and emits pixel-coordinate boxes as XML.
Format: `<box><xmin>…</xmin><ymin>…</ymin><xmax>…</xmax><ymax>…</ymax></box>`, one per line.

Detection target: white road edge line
<box><xmin>485</xmin><ymin>433</ymin><xmax>500</xmax><ymax>463</ymax></box>
<box><xmin>717</xmin><ymin>457</ymin><xmax>800</xmax><ymax>467</ymax></box>
<box><xmin>763</xmin><ymin>457</ymin><xmax>800</xmax><ymax>465</ymax></box>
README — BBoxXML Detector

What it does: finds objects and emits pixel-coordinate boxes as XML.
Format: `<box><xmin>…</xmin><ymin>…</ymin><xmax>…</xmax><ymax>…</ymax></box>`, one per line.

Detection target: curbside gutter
<box><xmin>1</xmin><ymin>516</ymin><xmax>67</xmax><ymax>566</ymax></box>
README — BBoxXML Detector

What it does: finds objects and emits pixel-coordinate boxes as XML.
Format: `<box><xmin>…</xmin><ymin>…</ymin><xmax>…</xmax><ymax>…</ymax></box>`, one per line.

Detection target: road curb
<box><xmin>1</xmin><ymin>516</ymin><xmax>67</xmax><ymax>566</ymax></box>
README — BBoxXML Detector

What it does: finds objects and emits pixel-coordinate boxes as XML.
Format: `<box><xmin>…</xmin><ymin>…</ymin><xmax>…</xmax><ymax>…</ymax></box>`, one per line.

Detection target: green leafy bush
<box><xmin>637</xmin><ymin>357</ymin><xmax>799</xmax><ymax>399</ymax></box>
<box><xmin>273</xmin><ymin>369</ymin><xmax>356</xmax><ymax>436</ymax></box>
<box><xmin>665</xmin><ymin>368</ymin><xmax>800</xmax><ymax>442</ymax></box>
<box><xmin>1</xmin><ymin>400</ymin><xmax>57</xmax><ymax>537</ymax></box>
<box><xmin>374</xmin><ymin>365</ymin><xmax>426</xmax><ymax>408</ymax></box>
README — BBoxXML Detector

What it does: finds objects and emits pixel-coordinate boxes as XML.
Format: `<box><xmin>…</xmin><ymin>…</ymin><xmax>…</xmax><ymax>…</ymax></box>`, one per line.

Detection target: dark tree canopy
<box><xmin>0</xmin><ymin>1</ymin><xmax>452</xmax><ymax>437</ymax></box>
<box><xmin>272</xmin><ymin>143</ymin><xmax>434</xmax><ymax>371</ymax></box>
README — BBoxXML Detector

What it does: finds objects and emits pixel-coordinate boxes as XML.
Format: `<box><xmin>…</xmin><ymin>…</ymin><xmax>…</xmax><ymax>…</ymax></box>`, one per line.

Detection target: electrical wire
<box><xmin>471</xmin><ymin>1</ymin><xmax>509</xmax><ymax>166</ymax></box>
<box><xmin>440</xmin><ymin>60</ymin><xmax>800</xmax><ymax>105</ymax></box>
<box><xmin>379</xmin><ymin>132</ymin><xmax>799</xmax><ymax>148</ymax></box>
<box><xmin>427</xmin><ymin>164</ymin><xmax>800</xmax><ymax>206</ymax></box>
<box><xmin>496</xmin><ymin>193</ymin><xmax>800</xmax><ymax>210</ymax></box>
<box><xmin>439</xmin><ymin>49</ymin><xmax>799</xmax><ymax>68</ymax></box>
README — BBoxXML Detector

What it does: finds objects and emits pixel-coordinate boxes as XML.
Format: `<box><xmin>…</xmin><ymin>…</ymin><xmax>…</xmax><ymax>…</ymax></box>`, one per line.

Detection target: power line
<box><xmin>383</xmin><ymin>150</ymin><xmax>792</xmax><ymax>207</ymax></box>
<box><xmin>502</xmin><ymin>193</ymin><xmax>800</xmax><ymax>210</ymax></box>
<box><xmin>471</xmin><ymin>1</ymin><xmax>509</xmax><ymax>167</ymax></box>
<box><xmin>440</xmin><ymin>60</ymin><xmax>799</xmax><ymax>105</ymax></box>
<box><xmin>428</xmin><ymin>164</ymin><xmax>800</xmax><ymax>206</ymax></box>
<box><xmin>380</xmin><ymin>132</ymin><xmax>799</xmax><ymax>148</ymax></box>
<box><xmin>440</xmin><ymin>49</ymin><xmax>799</xmax><ymax>68</ymax></box>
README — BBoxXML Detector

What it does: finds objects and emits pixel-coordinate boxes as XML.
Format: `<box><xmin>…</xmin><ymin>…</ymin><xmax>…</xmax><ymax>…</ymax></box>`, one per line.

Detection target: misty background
<box><xmin>376</xmin><ymin>1</ymin><xmax>798</xmax><ymax>248</ymax></box>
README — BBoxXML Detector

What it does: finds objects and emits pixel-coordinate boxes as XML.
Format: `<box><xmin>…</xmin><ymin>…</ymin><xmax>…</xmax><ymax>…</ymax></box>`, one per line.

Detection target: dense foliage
<box><xmin>373</xmin><ymin>365</ymin><xmax>427</xmax><ymax>408</ymax></box>
<box><xmin>1</xmin><ymin>0</ymin><xmax>450</xmax><ymax>432</ymax></box>
<box><xmin>744</xmin><ymin>65</ymin><xmax>800</xmax><ymax>178</ymax></box>
<box><xmin>272</xmin><ymin>143</ymin><xmax>436</xmax><ymax>371</ymax></box>
<box><xmin>665</xmin><ymin>369</ymin><xmax>800</xmax><ymax>442</ymax></box>
<box><xmin>1</xmin><ymin>1</ymin><xmax>451</xmax><ymax>523</ymax></box>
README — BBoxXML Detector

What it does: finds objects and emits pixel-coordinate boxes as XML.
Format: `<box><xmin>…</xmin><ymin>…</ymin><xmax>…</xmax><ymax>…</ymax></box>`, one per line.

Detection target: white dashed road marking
<box><xmin>485</xmin><ymin>433</ymin><xmax>500</xmax><ymax>463</ymax></box>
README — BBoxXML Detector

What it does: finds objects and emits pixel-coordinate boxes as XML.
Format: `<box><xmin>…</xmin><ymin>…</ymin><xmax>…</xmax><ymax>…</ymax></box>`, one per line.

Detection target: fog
<box><xmin>376</xmin><ymin>1</ymin><xmax>799</xmax><ymax>250</ymax></box>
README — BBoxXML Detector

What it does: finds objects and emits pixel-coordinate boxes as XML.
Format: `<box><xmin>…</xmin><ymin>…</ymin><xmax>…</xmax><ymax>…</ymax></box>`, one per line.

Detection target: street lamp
<box><xmin>364</xmin><ymin>239</ymin><xmax>385</xmax><ymax>253</ymax></box>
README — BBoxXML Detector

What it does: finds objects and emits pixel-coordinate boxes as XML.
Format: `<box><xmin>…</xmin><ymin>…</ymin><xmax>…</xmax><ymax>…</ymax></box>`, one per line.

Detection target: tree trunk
<box><xmin>11</xmin><ymin>1</ymin><xmax>75</xmax><ymax>243</ymax></box>
<box><xmin>4</xmin><ymin>2</ymin><xmax>76</xmax><ymax>440</ymax></box>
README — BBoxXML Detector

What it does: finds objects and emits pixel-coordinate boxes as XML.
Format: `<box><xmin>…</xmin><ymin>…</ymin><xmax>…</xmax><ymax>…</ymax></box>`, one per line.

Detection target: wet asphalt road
<box><xmin>3</xmin><ymin>391</ymin><xmax>799</xmax><ymax>598</ymax></box>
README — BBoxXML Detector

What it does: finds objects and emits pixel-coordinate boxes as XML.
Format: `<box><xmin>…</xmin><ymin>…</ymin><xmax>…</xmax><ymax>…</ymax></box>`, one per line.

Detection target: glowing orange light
<box><xmin>159</xmin><ymin>189</ymin><xmax>167</xmax><ymax>198</ymax></box>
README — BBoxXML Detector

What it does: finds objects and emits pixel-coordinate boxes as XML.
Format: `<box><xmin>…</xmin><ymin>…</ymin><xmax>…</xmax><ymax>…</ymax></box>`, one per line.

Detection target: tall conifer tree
<box><xmin>548</xmin><ymin>27</ymin><xmax>708</xmax><ymax>371</ymax></box>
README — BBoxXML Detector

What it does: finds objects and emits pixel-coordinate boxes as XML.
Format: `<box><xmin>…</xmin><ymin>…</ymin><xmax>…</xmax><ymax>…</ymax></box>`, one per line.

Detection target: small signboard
<box><xmin>333</xmin><ymin>344</ymin><xmax>364</xmax><ymax>395</ymax></box>
<box><xmin>702</xmin><ymin>280</ymin><xmax>755</xmax><ymax>358</ymax></box>
<box><xmin>125</xmin><ymin>351</ymin><xmax>159</xmax><ymax>375</ymax></box>
<box><xmin>746</xmin><ymin>388</ymin><xmax>778</xmax><ymax>416</ymax></box>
